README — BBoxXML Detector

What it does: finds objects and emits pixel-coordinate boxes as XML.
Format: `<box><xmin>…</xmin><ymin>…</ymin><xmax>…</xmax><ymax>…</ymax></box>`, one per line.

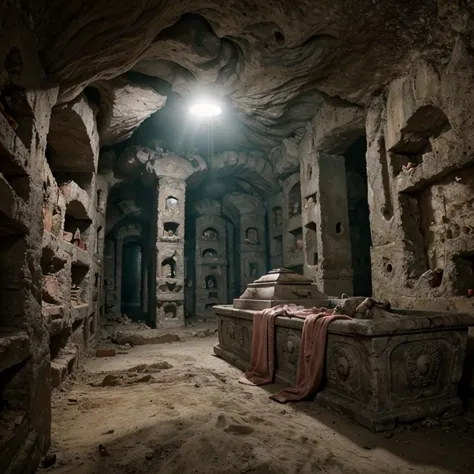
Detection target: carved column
<box><xmin>153</xmin><ymin>153</ymin><xmax>207</xmax><ymax>327</ymax></box>
<box><xmin>155</xmin><ymin>176</ymin><xmax>186</xmax><ymax>327</ymax></box>
<box><xmin>194</xmin><ymin>200</ymin><xmax>228</xmax><ymax>320</ymax></box>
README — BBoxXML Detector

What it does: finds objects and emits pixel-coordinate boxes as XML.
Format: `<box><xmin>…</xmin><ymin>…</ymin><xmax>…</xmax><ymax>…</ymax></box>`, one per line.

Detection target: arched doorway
<box><xmin>121</xmin><ymin>240</ymin><xmax>143</xmax><ymax>318</ymax></box>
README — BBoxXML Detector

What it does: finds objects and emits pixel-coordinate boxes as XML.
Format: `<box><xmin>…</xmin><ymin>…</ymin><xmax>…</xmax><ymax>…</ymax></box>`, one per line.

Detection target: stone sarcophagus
<box><xmin>214</xmin><ymin>269</ymin><xmax>474</xmax><ymax>431</ymax></box>
<box><xmin>317</xmin><ymin>309</ymin><xmax>474</xmax><ymax>431</ymax></box>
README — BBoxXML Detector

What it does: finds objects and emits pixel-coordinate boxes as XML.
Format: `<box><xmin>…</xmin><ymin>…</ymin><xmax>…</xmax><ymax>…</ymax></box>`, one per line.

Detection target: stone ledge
<box><xmin>395</xmin><ymin>155</ymin><xmax>473</xmax><ymax>193</ymax></box>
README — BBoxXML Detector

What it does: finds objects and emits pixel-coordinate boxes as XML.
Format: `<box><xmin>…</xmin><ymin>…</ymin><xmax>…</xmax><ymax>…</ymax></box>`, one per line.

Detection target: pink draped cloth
<box><xmin>239</xmin><ymin>304</ymin><xmax>351</xmax><ymax>402</ymax></box>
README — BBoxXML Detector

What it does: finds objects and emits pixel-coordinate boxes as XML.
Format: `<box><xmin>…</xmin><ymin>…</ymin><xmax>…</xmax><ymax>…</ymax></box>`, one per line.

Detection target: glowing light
<box><xmin>189</xmin><ymin>102</ymin><xmax>222</xmax><ymax>117</ymax></box>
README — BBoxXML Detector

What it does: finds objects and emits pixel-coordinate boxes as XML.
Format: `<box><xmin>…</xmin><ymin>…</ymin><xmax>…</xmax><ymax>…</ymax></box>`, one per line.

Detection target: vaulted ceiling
<box><xmin>23</xmin><ymin>0</ymin><xmax>466</xmax><ymax>152</ymax></box>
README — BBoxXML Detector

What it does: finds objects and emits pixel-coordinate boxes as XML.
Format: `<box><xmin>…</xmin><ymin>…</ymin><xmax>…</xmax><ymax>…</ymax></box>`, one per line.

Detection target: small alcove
<box><xmin>164</xmin><ymin>303</ymin><xmax>177</xmax><ymax>319</ymax></box>
<box><xmin>165</xmin><ymin>196</ymin><xmax>179</xmax><ymax>209</ymax></box>
<box><xmin>205</xmin><ymin>275</ymin><xmax>218</xmax><ymax>289</ymax></box>
<box><xmin>272</xmin><ymin>206</ymin><xmax>283</xmax><ymax>227</ymax></box>
<box><xmin>245</xmin><ymin>227</ymin><xmax>260</xmax><ymax>244</ymax></box>
<box><xmin>164</xmin><ymin>222</ymin><xmax>179</xmax><ymax>236</ymax></box>
<box><xmin>202</xmin><ymin>227</ymin><xmax>218</xmax><ymax>240</ymax></box>
<box><xmin>162</xmin><ymin>257</ymin><xmax>177</xmax><ymax>278</ymax></box>
<box><xmin>288</xmin><ymin>182</ymin><xmax>302</xmax><ymax>217</ymax></box>
<box><xmin>202</xmin><ymin>248</ymin><xmax>218</xmax><ymax>258</ymax></box>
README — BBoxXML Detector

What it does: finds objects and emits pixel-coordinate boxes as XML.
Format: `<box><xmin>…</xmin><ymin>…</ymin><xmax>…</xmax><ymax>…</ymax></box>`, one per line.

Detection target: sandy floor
<box><xmin>41</xmin><ymin>335</ymin><xmax>474</xmax><ymax>474</ymax></box>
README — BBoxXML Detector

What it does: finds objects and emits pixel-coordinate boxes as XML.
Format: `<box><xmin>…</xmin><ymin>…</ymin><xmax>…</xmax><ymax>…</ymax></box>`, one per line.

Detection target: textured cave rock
<box><xmin>208</xmin><ymin>151</ymin><xmax>278</xmax><ymax>195</ymax></box>
<box><xmin>311</xmin><ymin>102</ymin><xmax>366</xmax><ymax>154</ymax></box>
<box><xmin>271</xmin><ymin>138</ymin><xmax>300</xmax><ymax>179</ymax></box>
<box><xmin>91</xmin><ymin>76</ymin><xmax>167</xmax><ymax>146</ymax></box>
<box><xmin>23</xmin><ymin>0</ymin><xmax>457</xmax><ymax>149</ymax></box>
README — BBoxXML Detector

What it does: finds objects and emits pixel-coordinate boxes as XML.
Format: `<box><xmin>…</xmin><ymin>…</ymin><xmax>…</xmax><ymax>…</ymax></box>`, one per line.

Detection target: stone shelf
<box><xmin>0</xmin><ymin>111</ymin><xmax>29</xmax><ymax>177</ymax></box>
<box><xmin>395</xmin><ymin>156</ymin><xmax>473</xmax><ymax>193</ymax></box>
<box><xmin>155</xmin><ymin>292</ymin><xmax>185</xmax><ymax>302</ymax></box>
<box><xmin>443</xmin><ymin>234</ymin><xmax>474</xmax><ymax>255</ymax></box>
<box><xmin>0</xmin><ymin>173</ymin><xmax>29</xmax><ymax>234</ymax></box>
<box><xmin>0</xmin><ymin>328</ymin><xmax>30</xmax><ymax>373</ymax></box>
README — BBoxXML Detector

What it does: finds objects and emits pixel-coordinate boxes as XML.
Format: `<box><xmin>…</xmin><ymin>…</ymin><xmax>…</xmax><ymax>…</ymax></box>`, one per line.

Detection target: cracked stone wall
<box><xmin>42</xmin><ymin>84</ymin><xmax>107</xmax><ymax>392</ymax></box>
<box><xmin>365</xmin><ymin>43</ymin><xmax>474</xmax><ymax>391</ymax></box>
<box><xmin>367</xmin><ymin>43</ymin><xmax>474</xmax><ymax>310</ymax></box>
<box><xmin>0</xmin><ymin>4</ymin><xmax>58</xmax><ymax>470</ymax></box>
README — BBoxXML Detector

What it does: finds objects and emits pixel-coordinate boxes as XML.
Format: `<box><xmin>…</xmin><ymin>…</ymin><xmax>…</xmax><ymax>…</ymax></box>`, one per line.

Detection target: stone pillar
<box><xmin>155</xmin><ymin>176</ymin><xmax>186</xmax><ymax>327</ymax></box>
<box><xmin>282</xmin><ymin>173</ymin><xmax>303</xmax><ymax>272</ymax></box>
<box><xmin>300</xmin><ymin>132</ymin><xmax>353</xmax><ymax>296</ymax></box>
<box><xmin>194</xmin><ymin>200</ymin><xmax>228</xmax><ymax>320</ymax></box>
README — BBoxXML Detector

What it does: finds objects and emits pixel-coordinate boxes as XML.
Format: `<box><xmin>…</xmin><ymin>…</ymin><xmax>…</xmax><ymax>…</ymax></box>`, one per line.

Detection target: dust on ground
<box><xmin>41</xmin><ymin>334</ymin><xmax>474</xmax><ymax>474</ymax></box>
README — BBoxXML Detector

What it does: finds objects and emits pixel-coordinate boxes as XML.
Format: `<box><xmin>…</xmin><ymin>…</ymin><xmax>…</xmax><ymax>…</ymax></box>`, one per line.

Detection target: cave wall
<box><xmin>366</xmin><ymin>42</ymin><xmax>474</xmax><ymax>391</ymax></box>
<box><xmin>367</xmin><ymin>42</ymin><xmax>474</xmax><ymax>310</ymax></box>
<box><xmin>0</xmin><ymin>5</ymin><xmax>57</xmax><ymax>471</ymax></box>
<box><xmin>42</xmin><ymin>92</ymin><xmax>107</xmax><ymax>389</ymax></box>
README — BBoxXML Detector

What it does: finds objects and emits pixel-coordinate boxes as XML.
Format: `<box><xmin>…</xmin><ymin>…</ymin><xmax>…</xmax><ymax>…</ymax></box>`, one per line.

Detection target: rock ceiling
<box><xmin>24</xmin><ymin>1</ymin><xmax>469</xmax><ymax>151</ymax></box>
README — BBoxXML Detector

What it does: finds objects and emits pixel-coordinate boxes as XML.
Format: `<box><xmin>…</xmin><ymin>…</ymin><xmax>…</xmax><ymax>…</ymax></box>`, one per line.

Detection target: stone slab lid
<box><xmin>233</xmin><ymin>268</ymin><xmax>328</xmax><ymax>310</ymax></box>
<box><xmin>252</xmin><ymin>268</ymin><xmax>315</xmax><ymax>285</ymax></box>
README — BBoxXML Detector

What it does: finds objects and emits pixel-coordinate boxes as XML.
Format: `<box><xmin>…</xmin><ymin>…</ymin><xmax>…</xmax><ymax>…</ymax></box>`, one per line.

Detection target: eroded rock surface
<box><xmin>24</xmin><ymin>0</ymin><xmax>460</xmax><ymax>149</ymax></box>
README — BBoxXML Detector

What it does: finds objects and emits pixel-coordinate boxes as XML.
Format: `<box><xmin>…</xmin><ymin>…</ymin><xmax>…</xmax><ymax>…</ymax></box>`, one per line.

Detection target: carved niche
<box><xmin>202</xmin><ymin>227</ymin><xmax>218</xmax><ymax>241</ymax></box>
<box><xmin>245</xmin><ymin>227</ymin><xmax>260</xmax><ymax>245</ymax></box>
